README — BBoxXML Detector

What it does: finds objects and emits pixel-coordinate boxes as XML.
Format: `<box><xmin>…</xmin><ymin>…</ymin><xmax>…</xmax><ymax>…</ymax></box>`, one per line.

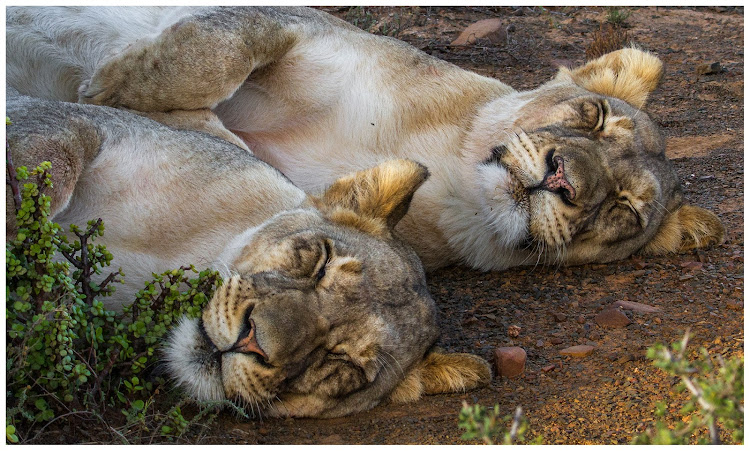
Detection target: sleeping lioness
<box><xmin>6</xmin><ymin>6</ymin><xmax>725</xmax><ymax>271</ymax></box>
<box><xmin>6</xmin><ymin>92</ymin><xmax>491</xmax><ymax>418</ymax></box>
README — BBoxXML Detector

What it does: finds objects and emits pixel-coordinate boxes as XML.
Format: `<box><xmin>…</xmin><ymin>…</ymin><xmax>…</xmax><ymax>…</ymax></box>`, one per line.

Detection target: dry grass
<box><xmin>585</xmin><ymin>23</ymin><xmax>629</xmax><ymax>60</ymax></box>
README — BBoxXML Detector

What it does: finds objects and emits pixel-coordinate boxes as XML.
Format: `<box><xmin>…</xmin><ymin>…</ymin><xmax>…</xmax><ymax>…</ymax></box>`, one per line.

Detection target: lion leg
<box><xmin>78</xmin><ymin>7</ymin><xmax>301</xmax><ymax>112</ymax></box>
<box><xmin>6</xmin><ymin>96</ymin><xmax>102</xmax><ymax>237</ymax></box>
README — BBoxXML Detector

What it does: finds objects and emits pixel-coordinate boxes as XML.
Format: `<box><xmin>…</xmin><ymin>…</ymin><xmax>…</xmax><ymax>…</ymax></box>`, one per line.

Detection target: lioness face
<box><xmin>164</xmin><ymin>160</ymin><xmax>491</xmax><ymax>418</ymax></box>
<box><xmin>463</xmin><ymin>49</ymin><xmax>723</xmax><ymax>269</ymax></box>
<box><xmin>472</xmin><ymin>88</ymin><xmax>675</xmax><ymax>265</ymax></box>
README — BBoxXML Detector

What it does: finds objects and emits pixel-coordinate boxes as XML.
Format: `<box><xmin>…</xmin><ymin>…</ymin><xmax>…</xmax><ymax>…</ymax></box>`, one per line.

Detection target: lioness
<box><xmin>6</xmin><ymin>6</ymin><xmax>725</xmax><ymax>271</ymax></box>
<box><xmin>6</xmin><ymin>93</ymin><xmax>491</xmax><ymax>418</ymax></box>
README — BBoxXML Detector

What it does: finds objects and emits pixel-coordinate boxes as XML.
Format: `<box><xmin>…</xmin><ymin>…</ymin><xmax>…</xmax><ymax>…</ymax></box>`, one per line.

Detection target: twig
<box><xmin>508</xmin><ymin>406</ymin><xmax>524</xmax><ymax>443</ymax></box>
<box><xmin>6</xmin><ymin>139</ymin><xmax>23</xmax><ymax>211</ymax></box>
<box><xmin>89</xmin><ymin>347</ymin><xmax>122</xmax><ymax>413</ymax></box>
<box><xmin>73</xmin><ymin>218</ymin><xmax>102</xmax><ymax>305</ymax></box>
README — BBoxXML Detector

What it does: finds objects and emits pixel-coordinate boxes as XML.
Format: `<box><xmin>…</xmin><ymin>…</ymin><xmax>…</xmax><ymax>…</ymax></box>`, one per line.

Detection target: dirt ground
<box><xmin>174</xmin><ymin>6</ymin><xmax>743</xmax><ymax>445</ymax></box>
<box><xmin>29</xmin><ymin>6</ymin><xmax>745</xmax><ymax>445</ymax></box>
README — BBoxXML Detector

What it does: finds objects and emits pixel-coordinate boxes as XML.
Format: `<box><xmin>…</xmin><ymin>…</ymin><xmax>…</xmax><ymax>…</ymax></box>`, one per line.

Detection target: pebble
<box><xmin>542</xmin><ymin>364</ymin><xmax>556</xmax><ymax>372</ymax></box>
<box><xmin>552</xmin><ymin>312</ymin><xmax>567</xmax><ymax>322</ymax></box>
<box><xmin>535</xmin><ymin>339</ymin><xmax>544</xmax><ymax>348</ymax></box>
<box><xmin>560</xmin><ymin>345</ymin><xmax>595</xmax><ymax>358</ymax></box>
<box><xmin>507</xmin><ymin>325</ymin><xmax>521</xmax><ymax>338</ymax></box>
<box><xmin>595</xmin><ymin>309</ymin><xmax>631</xmax><ymax>328</ymax></box>
<box><xmin>695</xmin><ymin>61</ymin><xmax>722</xmax><ymax>75</ymax></box>
<box><xmin>611</xmin><ymin>300</ymin><xmax>661</xmax><ymax>313</ymax></box>
<box><xmin>576</xmin><ymin>315</ymin><xmax>586</xmax><ymax>324</ymax></box>
<box><xmin>494</xmin><ymin>346</ymin><xmax>527</xmax><ymax>378</ymax></box>
<box><xmin>681</xmin><ymin>261</ymin><xmax>704</xmax><ymax>271</ymax></box>
<box><xmin>551</xmin><ymin>337</ymin><xmax>563</xmax><ymax>345</ymax></box>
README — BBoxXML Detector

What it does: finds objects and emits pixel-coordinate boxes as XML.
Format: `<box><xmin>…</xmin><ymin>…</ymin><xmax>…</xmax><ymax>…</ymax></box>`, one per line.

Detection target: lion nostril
<box><xmin>228</xmin><ymin>318</ymin><xmax>268</xmax><ymax>360</ymax></box>
<box><xmin>541</xmin><ymin>155</ymin><xmax>576</xmax><ymax>202</ymax></box>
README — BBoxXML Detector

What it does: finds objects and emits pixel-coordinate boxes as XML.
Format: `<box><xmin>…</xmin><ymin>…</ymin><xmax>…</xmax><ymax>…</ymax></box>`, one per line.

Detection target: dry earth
<box><xmin>29</xmin><ymin>6</ymin><xmax>745</xmax><ymax>445</ymax></box>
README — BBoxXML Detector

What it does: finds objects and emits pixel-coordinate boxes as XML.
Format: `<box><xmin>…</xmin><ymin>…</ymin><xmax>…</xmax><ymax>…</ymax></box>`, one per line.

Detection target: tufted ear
<box><xmin>642</xmin><ymin>205</ymin><xmax>725</xmax><ymax>255</ymax></box>
<box><xmin>313</xmin><ymin>159</ymin><xmax>429</xmax><ymax>235</ymax></box>
<box><xmin>388</xmin><ymin>350</ymin><xmax>492</xmax><ymax>404</ymax></box>
<box><xmin>556</xmin><ymin>47</ymin><xmax>663</xmax><ymax>109</ymax></box>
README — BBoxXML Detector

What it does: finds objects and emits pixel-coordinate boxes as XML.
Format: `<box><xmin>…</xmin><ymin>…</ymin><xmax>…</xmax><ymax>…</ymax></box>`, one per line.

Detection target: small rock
<box><xmin>551</xmin><ymin>337</ymin><xmax>563</xmax><ymax>345</ymax></box>
<box><xmin>535</xmin><ymin>339</ymin><xmax>544</xmax><ymax>348</ymax></box>
<box><xmin>494</xmin><ymin>346</ymin><xmax>527</xmax><ymax>378</ymax></box>
<box><xmin>552</xmin><ymin>312</ymin><xmax>567</xmax><ymax>322</ymax></box>
<box><xmin>611</xmin><ymin>300</ymin><xmax>661</xmax><ymax>313</ymax></box>
<box><xmin>695</xmin><ymin>62</ymin><xmax>722</xmax><ymax>76</ymax></box>
<box><xmin>507</xmin><ymin>324</ymin><xmax>521</xmax><ymax>338</ymax></box>
<box><xmin>451</xmin><ymin>18</ymin><xmax>506</xmax><ymax>46</ymax></box>
<box><xmin>542</xmin><ymin>364</ymin><xmax>556</xmax><ymax>373</ymax></box>
<box><xmin>576</xmin><ymin>315</ymin><xmax>586</xmax><ymax>324</ymax></box>
<box><xmin>631</xmin><ymin>270</ymin><xmax>647</xmax><ymax>277</ymax></box>
<box><xmin>595</xmin><ymin>308</ymin><xmax>631</xmax><ymax>328</ymax></box>
<box><xmin>680</xmin><ymin>261</ymin><xmax>704</xmax><ymax>271</ymax></box>
<box><xmin>560</xmin><ymin>345</ymin><xmax>595</xmax><ymax>358</ymax></box>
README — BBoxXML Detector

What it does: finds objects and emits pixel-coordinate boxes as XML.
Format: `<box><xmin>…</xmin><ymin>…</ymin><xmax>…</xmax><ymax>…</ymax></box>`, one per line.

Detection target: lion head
<box><xmin>452</xmin><ymin>48</ymin><xmax>724</xmax><ymax>270</ymax></box>
<box><xmin>163</xmin><ymin>160</ymin><xmax>490</xmax><ymax>418</ymax></box>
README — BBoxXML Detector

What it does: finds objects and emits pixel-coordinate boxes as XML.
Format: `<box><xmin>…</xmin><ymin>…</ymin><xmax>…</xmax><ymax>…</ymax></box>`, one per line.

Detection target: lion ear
<box><xmin>643</xmin><ymin>205</ymin><xmax>725</xmax><ymax>255</ymax></box>
<box><xmin>388</xmin><ymin>350</ymin><xmax>491</xmax><ymax>404</ymax></box>
<box><xmin>556</xmin><ymin>47</ymin><xmax>663</xmax><ymax>109</ymax></box>
<box><xmin>313</xmin><ymin>159</ymin><xmax>429</xmax><ymax>233</ymax></box>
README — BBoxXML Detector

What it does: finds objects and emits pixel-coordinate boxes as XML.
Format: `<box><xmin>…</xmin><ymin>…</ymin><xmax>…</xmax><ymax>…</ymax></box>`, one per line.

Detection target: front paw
<box><xmin>78</xmin><ymin>48</ymin><xmax>157</xmax><ymax>110</ymax></box>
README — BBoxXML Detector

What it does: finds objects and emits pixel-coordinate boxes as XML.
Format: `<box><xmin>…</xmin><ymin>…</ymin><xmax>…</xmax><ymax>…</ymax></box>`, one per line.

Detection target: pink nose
<box><xmin>542</xmin><ymin>156</ymin><xmax>576</xmax><ymax>200</ymax></box>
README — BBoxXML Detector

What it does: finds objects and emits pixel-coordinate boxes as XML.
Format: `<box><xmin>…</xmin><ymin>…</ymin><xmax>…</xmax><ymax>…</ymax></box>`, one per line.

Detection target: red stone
<box><xmin>493</xmin><ymin>346</ymin><xmax>526</xmax><ymax>378</ymax></box>
<box><xmin>595</xmin><ymin>308</ymin><xmax>631</xmax><ymax>328</ymax></box>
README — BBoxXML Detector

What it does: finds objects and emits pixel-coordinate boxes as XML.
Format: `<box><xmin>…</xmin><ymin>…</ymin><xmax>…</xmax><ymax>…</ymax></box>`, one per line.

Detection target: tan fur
<box><xmin>312</xmin><ymin>159</ymin><xmax>430</xmax><ymax>234</ymax></box>
<box><xmin>6</xmin><ymin>6</ymin><xmax>724</xmax><ymax>273</ymax></box>
<box><xmin>139</xmin><ymin>109</ymin><xmax>250</xmax><ymax>151</ymax></box>
<box><xmin>8</xmin><ymin>94</ymin><xmax>493</xmax><ymax>418</ymax></box>
<box><xmin>643</xmin><ymin>205</ymin><xmax>725</xmax><ymax>255</ymax></box>
<box><xmin>556</xmin><ymin>47</ymin><xmax>664</xmax><ymax>109</ymax></box>
<box><xmin>389</xmin><ymin>350</ymin><xmax>492</xmax><ymax>403</ymax></box>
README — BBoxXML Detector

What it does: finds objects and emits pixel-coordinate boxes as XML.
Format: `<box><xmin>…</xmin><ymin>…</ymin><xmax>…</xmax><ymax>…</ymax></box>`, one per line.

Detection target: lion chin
<box><xmin>163</xmin><ymin>318</ymin><xmax>225</xmax><ymax>403</ymax></box>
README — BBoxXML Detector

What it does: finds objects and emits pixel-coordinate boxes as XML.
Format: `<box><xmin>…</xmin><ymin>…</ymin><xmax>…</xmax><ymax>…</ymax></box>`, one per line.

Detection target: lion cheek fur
<box><xmin>163</xmin><ymin>318</ymin><xmax>225</xmax><ymax>402</ymax></box>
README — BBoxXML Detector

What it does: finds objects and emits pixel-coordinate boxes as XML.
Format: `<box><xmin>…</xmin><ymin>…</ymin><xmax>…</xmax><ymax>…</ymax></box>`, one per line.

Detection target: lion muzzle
<box><xmin>227</xmin><ymin>318</ymin><xmax>268</xmax><ymax>360</ymax></box>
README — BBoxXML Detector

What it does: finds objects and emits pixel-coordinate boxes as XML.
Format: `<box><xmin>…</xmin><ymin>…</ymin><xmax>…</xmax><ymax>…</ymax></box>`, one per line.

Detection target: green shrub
<box><xmin>6</xmin><ymin>160</ymin><xmax>224</xmax><ymax>443</ymax></box>
<box><xmin>633</xmin><ymin>331</ymin><xmax>743</xmax><ymax>445</ymax></box>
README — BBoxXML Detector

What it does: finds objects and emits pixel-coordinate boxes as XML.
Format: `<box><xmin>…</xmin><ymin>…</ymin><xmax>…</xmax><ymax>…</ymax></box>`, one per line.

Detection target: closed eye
<box><xmin>594</xmin><ymin>100</ymin><xmax>609</xmax><ymax>132</ymax></box>
<box><xmin>618</xmin><ymin>196</ymin><xmax>644</xmax><ymax>228</ymax></box>
<box><xmin>313</xmin><ymin>239</ymin><xmax>333</xmax><ymax>283</ymax></box>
